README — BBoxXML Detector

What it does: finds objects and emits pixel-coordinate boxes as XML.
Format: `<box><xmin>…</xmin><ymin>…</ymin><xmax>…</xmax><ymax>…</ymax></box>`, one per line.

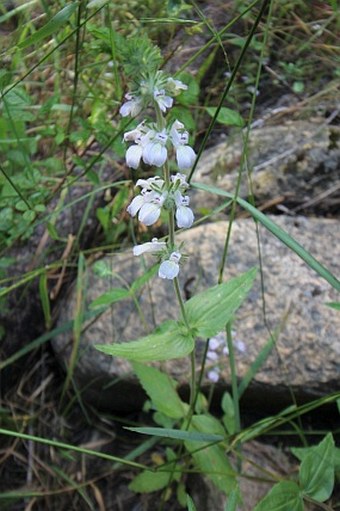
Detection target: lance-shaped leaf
<box><xmin>184</xmin><ymin>268</ymin><xmax>257</xmax><ymax>338</ymax></box>
<box><xmin>184</xmin><ymin>415</ymin><xmax>236</xmax><ymax>495</ymax></box>
<box><xmin>133</xmin><ymin>363</ymin><xmax>188</xmax><ymax>419</ymax></box>
<box><xmin>95</xmin><ymin>321</ymin><xmax>194</xmax><ymax>362</ymax></box>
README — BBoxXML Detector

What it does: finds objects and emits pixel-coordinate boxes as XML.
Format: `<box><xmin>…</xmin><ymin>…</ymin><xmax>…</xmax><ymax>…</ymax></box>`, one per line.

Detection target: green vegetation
<box><xmin>0</xmin><ymin>1</ymin><xmax>339</xmax><ymax>509</ymax></box>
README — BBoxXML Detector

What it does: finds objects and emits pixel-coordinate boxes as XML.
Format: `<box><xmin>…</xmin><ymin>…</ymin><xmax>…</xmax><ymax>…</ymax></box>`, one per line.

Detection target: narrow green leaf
<box><xmin>130</xmin><ymin>264</ymin><xmax>159</xmax><ymax>294</ymax></box>
<box><xmin>221</xmin><ymin>392</ymin><xmax>236</xmax><ymax>435</ymax></box>
<box><xmin>184</xmin><ymin>268</ymin><xmax>256</xmax><ymax>338</ymax></box>
<box><xmin>192</xmin><ymin>182</ymin><xmax>340</xmax><ymax>292</ymax></box>
<box><xmin>133</xmin><ymin>363</ymin><xmax>187</xmax><ymax>419</ymax></box>
<box><xmin>95</xmin><ymin>321</ymin><xmax>194</xmax><ymax>361</ymax></box>
<box><xmin>18</xmin><ymin>3</ymin><xmax>79</xmax><ymax>49</ymax></box>
<box><xmin>89</xmin><ymin>287</ymin><xmax>130</xmax><ymax>309</ymax></box>
<box><xmin>325</xmin><ymin>301</ymin><xmax>340</xmax><ymax>310</ymax></box>
<box><xmin>206</xmin><ymin>107</ymin><xmax>244</xmax><ymax>127</ymax></box>
<box><xmin>0</xmin><ymin>427</ymin><xmax>147</xmax><ymax>469</ymax></box>
<box><xmin>238</xmin><ymin>329</ymin><xmax>278</xmax><ymax>398</ymax></box>
<box><xmin>253</xmin><ymin>481</ymin><xmax>303</xmax><ymax>511</ymax></box>
<box><xmin>185</xmin><ymin>415</ymin><xmax>235</xmax><ymax>495</ymax></box>
<box><xmin>125</xmin><ymin>426</ymin><xmax>224</xmax><ymax>443</ymax></box>
<box><xmin>186</xmin><ymin>494</ymin><xmax>197</xmax><ymax>511</ymax></box>
<box><xmin>225</xmin><ymin>484</ymin><xmax>241</xmax><ymax>511</ymax></box>
<box><xmin>129</xmin><ymin>470</ymin><xmax>169</xmax><ymax>493</ymax></box>
<box><xmin>39</xmin><ymin>272</ymin><xmax>51</xmax><ymax>329</ymax></box>
<box><xmin>300</xmin><ymin>433</ymin><xmax>335</xmax><ymax>502</ymax></box>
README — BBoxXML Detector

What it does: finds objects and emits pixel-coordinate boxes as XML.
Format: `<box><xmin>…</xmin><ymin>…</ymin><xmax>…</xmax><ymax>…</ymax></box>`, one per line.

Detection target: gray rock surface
<box><xmin>53</xmin><ymin>216</ymin><xmax>339</xmax><ymax>411</ymax></box>
<box><xmin>191</xmin><ymin>120</ymin><xmax>340</xmax><ymax>216</ymax></box>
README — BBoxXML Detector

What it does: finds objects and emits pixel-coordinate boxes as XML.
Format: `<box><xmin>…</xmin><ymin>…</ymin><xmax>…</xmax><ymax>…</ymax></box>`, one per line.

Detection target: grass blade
<box><xmin>192</xmin><ymin>182</ymin><xmax>340</xmax><ymax>292</ymax></box>
<box><xmin>18</xmin><ymin>3</ymin><xmax>79</xmax><ymax>49</ymax></box>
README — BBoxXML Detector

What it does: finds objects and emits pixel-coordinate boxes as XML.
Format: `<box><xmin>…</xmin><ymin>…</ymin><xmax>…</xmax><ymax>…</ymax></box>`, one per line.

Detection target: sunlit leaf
<box><xmin>133</xmin><ymin>363</ymin><xmax>187</xmax><ymax>419</ymax></box>
<box><xmin>95</xmin><ymin>321</ymin><xmax>194</xmax><ymax>361</ymax></box>
<box><xmin>184</xmin><ymin>268</ymin><xmax>256</xmax><ymax>338</ymax></box>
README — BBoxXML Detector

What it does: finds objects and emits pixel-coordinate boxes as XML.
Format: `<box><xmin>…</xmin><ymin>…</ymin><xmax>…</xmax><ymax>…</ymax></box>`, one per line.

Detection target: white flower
<box><xmin>127</xmin><ymin>190</ymin><xmax>167</xmax><ymax>226</ymax></box>
<box><xmin>171</xmin><ymin>172</ymin><xmax>189</xmax><ymax>189</ymax></box>
<box><xmin>138</xmin><ymin>199</ymin><xmax>163</xmax><ymax>226</ymax></box>
<box><xmin>166</xmin><ymin>77</ymin><xmax>188</xmax><ymax>95</ymax></box>
<box><xmin>207</xmin><ymin>369</ymin><xmax>220</xmax><ymax>383</ymax></box>
<box><xmin>174</xmin><ymin>191</ymin><xmax>194</xmax><ymax>229</ymax></box>
<box><xmin>143</xmin><ymin>130</ymin><xmax>168</xmax><ymax>167</ymax></box>
<box><xmin>136</xmin><ymin>176</ymin><xmax>164</xmax><ymax>191</ymax></box>
<box><xmin>119</xmin><ymin>93</ymin><xmax>143</xmax><ymax>117</ymax></box>
<box><xmin>126</xmin><ymin>194</ymin><xmax>145</xmax><ymax>217</ymax></box>
<box><xmin>207</xmin><ymin>350</ymin><xmax>219</xmax><ymax>361</ymax></box>
<box><xmin>170</xmin><ymin>120</ymin><xmax>196</xmax><ymax>170</ymax></box>
<box><xmin>176</xmin><ymin>144</ymin><xmax>196</xmax><ymax>170</ymax></box>
<box><xmin>125</xmin><ymin>144</ymin><xmax>143</xmax><ymax>169</ymax></box>
<box><xmin>154</xmin><ymin>89</ymin><xmax>173</xmax><ymax>112</ymax></box>
<box><xmin>123</xmin><ymin>122</ymin><xmax>154</xmax><ymax>169</ymax></box>
<box><xmin>133</xmin><ymin>238</ymin><xmax>166</xmax><ymax>256</ymax></box>
<box><xmin>159</xmin><ymin>251</ymin><xmax>181</xmax><ymax>280</ymax></box>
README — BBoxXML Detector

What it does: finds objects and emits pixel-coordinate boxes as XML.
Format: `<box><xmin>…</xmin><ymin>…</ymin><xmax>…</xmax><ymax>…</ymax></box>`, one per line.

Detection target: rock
<box><xmin>191</xmin><ymin>120</ymin><xmax>340</xmax><ymax>216</ymax></box>
<box><xmin>53</xmin><ymin>215</ymin><xmax>339</xmax><ymax>412</ymax></box>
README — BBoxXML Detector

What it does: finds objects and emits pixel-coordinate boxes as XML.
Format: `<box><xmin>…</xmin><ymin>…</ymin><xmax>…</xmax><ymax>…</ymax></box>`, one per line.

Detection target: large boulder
<box><xmin>191</xmin><ymin>120</ymin><xmax>340</xmax><ymax>216</ymax></box>
<box><xmin>53</xmin><ymin>215</ymin><xmax>339</xmax><ymax>412</ymax></box>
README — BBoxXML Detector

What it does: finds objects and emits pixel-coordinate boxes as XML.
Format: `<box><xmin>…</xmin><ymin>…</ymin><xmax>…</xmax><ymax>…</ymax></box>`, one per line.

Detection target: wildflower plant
<box><xmin>95</xmin><ymin>58</ymin><xmax>258</xmax><ymax>500</ymax></box>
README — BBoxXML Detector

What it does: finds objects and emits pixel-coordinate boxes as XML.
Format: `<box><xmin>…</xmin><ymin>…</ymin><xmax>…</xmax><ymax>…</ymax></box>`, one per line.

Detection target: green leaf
<box><xmin>184</xmin><ymin>415</ymin><xmax>235</xmax><ymax>494</ymax></box>
<box><xmin>125</xmin><ymin>426</ymin><xmax>224</xmax><ymax>443</ymax></box>
<box><xmin>184</xmin><ymin>268</ymin><xmax>256</xmax><ymax>338</ymax></box>
<box><xmin>130</xmin><ymin>264</ymin><xmax>159</xmax><ymax>294</ymax></box>
<box><xmin>129</xmin><ymin>470</ymin><xmax>169</xmax><ymax>493</ymax></box>
<box><xmin>95</xmin><ymin>320</ymin><xmax>194</xmax><ymax>361</ymax></box>
<box><xmin>300</xmin><ymin>433</ymin><xmax>335</xmax><ymax>502</ymax></box>
<box><xmin>39</xmin><ymin>272</ymin><xmax>51</xmax><ymax>329</ymax></box>
<box><xmin>253</xmin><ymin>481</ymin><xmax>303</xmax><ymax>511</ymax></box>
<box><xmin>192</xmin><ymin>182</ymin><xmax>340</xmax><ymax>292</ymax></box>
<box><xmin>225</xmin><ymin>484</ymin><xmax>241</xmax><ymax>511</ymax></box>
<box><xmin>18</xmin><ymin>3</ymin><xmax>79</xmax><ymax>49</ymax></box>
<box><xmin>89</xmin><ymin>288</ymin><xmax>130</xmax><ymax>309</ymax></box>
<box><xmin>238</xmin><ymin>328</ymin><xmax>278</xmax><ymax>398</ymax></box>
<box><xmin>221</xmin><ymin>392</ymin><xmax>236</xmax><ymax>435</ymax></box>
<box><xmin>206</xmin><ymin>107</ymin><xmax>244</xmax><ymax>127</ymax></box>
<box><xmin>186</xmin><ymin>494</ymin><xmax>197</xmax><ymax>511</ymax></box>
<box><xmin>325</xmin><ymin>301</ymin><xmax>340</xmax><ymax>310</ymax></box>
<box><xmin>133</xmin><ymin>363</ymin><xmax>187</xmax><ymax>419</ymax></box>
<box><xmin>176</xmin><ymin>72</ymin><xmax>200</xmax><ymax>105</ymax></box>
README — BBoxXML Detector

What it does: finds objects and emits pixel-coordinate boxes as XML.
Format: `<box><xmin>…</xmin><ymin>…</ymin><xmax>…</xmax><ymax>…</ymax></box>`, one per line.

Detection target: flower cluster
<box><xmin>123</xmin><ymin>120</ymin><xmax>196</xmax><ymax>171</ymax></box>
<box><xmin>127</xmin><ymin>174</ymin><xmax>194</xmax><ymax>228</ymax></box>
<box><xmin>121</xmin><ymin>72</ymin><xmax>196</xmax><ymax>280</ymax></box>
<box><xmin>206</xmin><ymin>331</ymin><xmax>246</xmax><ymax>383</ymax></box>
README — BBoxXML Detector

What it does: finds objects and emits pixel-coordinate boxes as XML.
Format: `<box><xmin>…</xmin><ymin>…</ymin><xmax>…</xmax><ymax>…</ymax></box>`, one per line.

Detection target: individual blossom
<box><xmin>133</xmin><ymin>238</ymin><xmax>166</xmax><ymax>256</ymax></box>
<box><xmin>207</xmin><ymin>368</ymin><xmax>220</xmax><ymax>383</ymax></box>
<box><xmin>170</xmin><ymin>120</ymin><xmax>196</xmax><ymax>170</ymax></box>
<box><xmin>165</xmin><ymin>77</ymin><xmax>188</xmax><ymax>96</ymax></box>
<box><xmin>127</xmin><ymin>189</ymin><xmax>168</xmax><ymax>226</ymax></box>
<box><xmin>119</xmin><ymin>93</ymin><xmax>143</xmax><ymax>117</ymax></box>
<box><xmin>159</xmin><ymin>251</ymin><xmax>181</xmax><ymax>280</ymax></box>
<box><xmin>123</xmin><ymin>122</ymin><xmax>154</xmax><ymax>169</ymax></box>
<box><xmin>143</xmin><ymin>129</ymin><xmax>168</xmax><ymax>167</ymax></box>
<box><xmin>153</xmin><ymin>88</ymin><xmax>173</xmax><ymax>112</ymax></box>
<box><xmin>171</xmin><ymin>172</ymin><xmax>189</xmax><ymax>189</ymax></box>
<box><xmin>174</xmin><ymin>190</ymin><xmax>194</xmax><ymax>229</ymax></box>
